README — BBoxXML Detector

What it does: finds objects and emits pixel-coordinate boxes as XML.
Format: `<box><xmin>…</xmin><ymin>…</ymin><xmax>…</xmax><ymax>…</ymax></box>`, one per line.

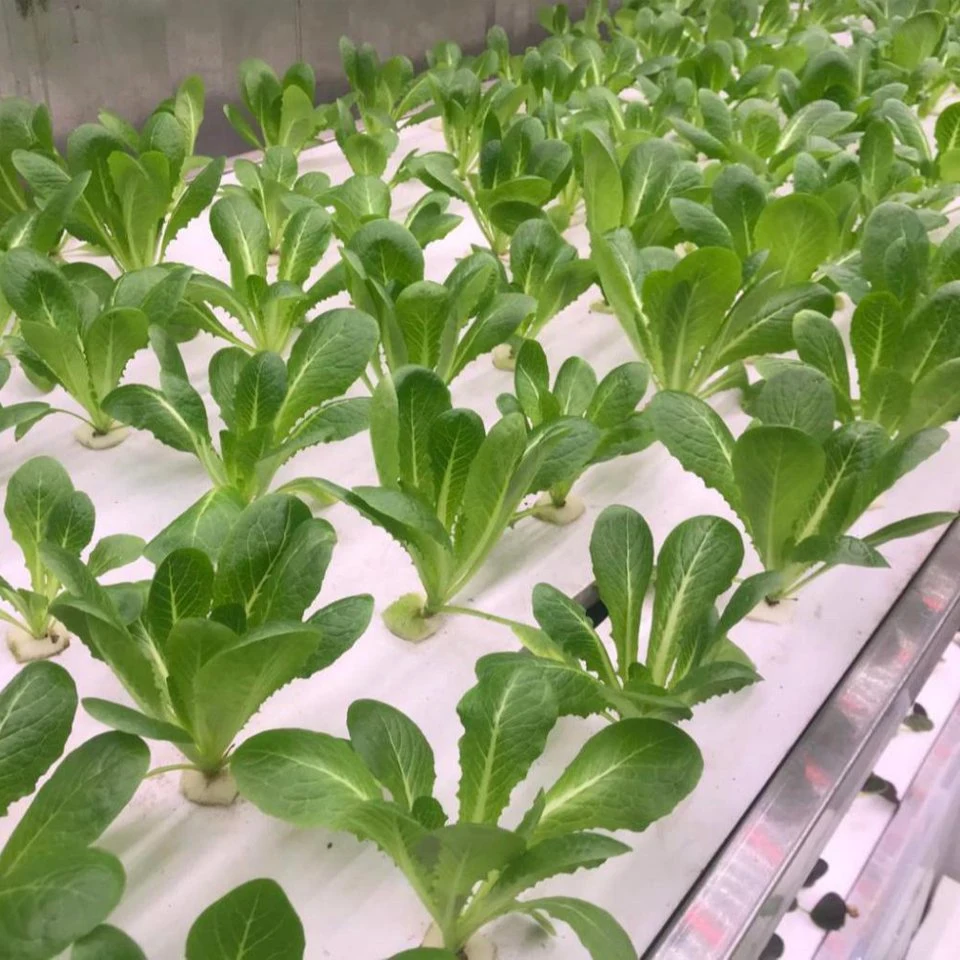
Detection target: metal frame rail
<box><xmin>646</xmin><ymin>520</ymin><xmax>960</xmax><ymax>960</ymax></box>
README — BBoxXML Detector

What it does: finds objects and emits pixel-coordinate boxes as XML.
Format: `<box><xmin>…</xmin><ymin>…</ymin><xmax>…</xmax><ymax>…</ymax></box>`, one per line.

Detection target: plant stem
<box><xmin>436</xmin><ymin>604</ymin><xmax>529</xmax><ymax>632</ymax></box>
<box><xmin>509</xmin><ymin>505</ymin><xmax>538</xmax><ymax>527</ymax></box>
<box><xmin>0</xmin><ymin>608</ymin><xmax>29</xmax><ymax>632</ymax></box>
<box><xmin>48</xmin><ymin>406</ymin><xmax>93</xmax><ymax>426</ymax></box>
<box><xmin>772</xmin><ymin>564</ymin><xmax>825</xmax><ymax>601</ymax></box>
<box><xmin>144</xmin><ymin>763</ymin><xmax>199</xmax><ymax>780</ymax></box>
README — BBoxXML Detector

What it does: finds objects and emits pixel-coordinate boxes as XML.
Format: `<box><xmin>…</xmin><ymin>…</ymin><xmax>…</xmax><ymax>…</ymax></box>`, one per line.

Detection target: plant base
<box><xmin>180</xmin><ymin>768</ymin><xmax>239</xmax><ymax>806</ymax></box>
<box><xmin>491</xmin><ymin>344</ymin><xmax>516</xmax><ymax>371</ymax></box>
<box><xmin>746</xmin><ymin>598</ymin><xmax>797</xmax><ymax>625</ymax></box>
<box><xmin>383</xmin><ymin>593</ymin><xmax>442</xmax><ymax>643</ymax></box>
<box><xmin>532</xmin><ymin>492</ymin><xmax>586</xmax><ymax>526</ymax></box>
<box><xmin>422</xmin><ymin>924</ymin><xmax>496</xmax><ymax>960</ymax></box>
<box><xmin>74</xmin><ymin>423</ymin><xmax>129</xmax><ymax>450</ymax></box>
<box><xmin>6</xmin><ymin>620</ymin><xmax>69</xmax><ymax>663</ymax></box>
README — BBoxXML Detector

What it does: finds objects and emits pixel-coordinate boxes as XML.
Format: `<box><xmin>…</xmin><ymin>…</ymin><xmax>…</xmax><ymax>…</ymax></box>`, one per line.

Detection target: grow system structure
<box><xmin>1</xmin><ymin>1</ymin><xmax>960</xmax><ymax>958</ymax></box>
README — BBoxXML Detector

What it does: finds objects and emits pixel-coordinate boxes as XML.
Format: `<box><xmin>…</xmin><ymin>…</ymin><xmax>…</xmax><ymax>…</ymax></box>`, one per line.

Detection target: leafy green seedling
<box><xmin>47</xmin><ymin>493</ymin><xmax>373</xmax><ymax>803</ymax></box>
<box><xmin>321</xmin><ymin>367</ymin><xmax>589</xmax><ymax>641</ymax></box>
<box><xmin>0</xmin><ymin>157</ymin><xmax>90</xmax><ymax>386</ymax></box>
<box><xmin>103</xmin><ymin>314</ymin><xmax>376</xmax><ymax>505</ymax></box>
<box><xmin>0</xmin><ymin>719</ymin><xmax>148</xmax><ymax>960</ymax></box>
<box><xmin>817</xmin><ymin>202</ymin><xmax>960</xmax><ymax>435</ymax></box>
<box><xmin>497</xmin><ymin>341</ymin><xmax>653</xmax><ymax>523</ymax></box>
<box><xmin>650</xmin><ymin>375</ymin><xmax>955</xmax><ymax>605</ymax></box>
<box><xmin>399</xmin><ymin>113</ymin><xmax>573</xmax><ymax>255</ymax></box>
<box><xmin>0</xmin><ymin>96</ymin><xmax>56</xmax><ymax>239</ymax></box>
<box><xmin>503</xmin><ymin>218</ymin><xmax>597</xmax><ymax>344</ymax></box>
<box><xmin>233</xmin><ymin>659</ymin><xmax>703</xmax><ymax>958</ymax></box>
<box><xmin>0</xmin><ymin>97</ymin><xmax>90</xmax><ymax>262</ymax></box>
<box><xmin>424</xmin><ymin>69</ymin><xmax>525</xmax><ymax>180</ymax></box>
<box><xmin>589</xmin><ymin>155</ymin><xmax>838</xmax><ymax>393</ymax></box>
<box><xmin>0</xmin><ymin>250</ymin><xmax>199</xmax><ymax>444</ymax></box>
<box><xmin>14</xmin><ymin>77</ymin><xmax>224</xmax><ymax>271</ymax></box>
<box><xmin>328</xmin><ymin>93</ymin><xmax>400</xmax><ymax>179</ymax></box>
<box><xmin>1</xmin><ymin>457</ymin><xmax>144</xmax><ymax>662</ymax></box>
<box><xmin>340</xmin><ymin>219</ymin><xmax>533</xmax><ymax>383</ymax></box>
<box><xmin>224</xmin><ymin>145</ymin><xmax>331</xmax><ymax>254</ymax></box>
<box><xmin>342</xmin><ymin>216</ymin><xmax>594</xmax><ymax>380</ymax></box>
<box><xmin>225</xmin><ymin>59</ymin><xmax>333</xmax><ymax>155</ymax></box>
<box><xmin>767</xmin><ymin>202</ymin><xmax>960</xmax><ymax>436</ymax></box>
<box><xmin>480</xmin><ymin>505</ymin><xmax>765</xmax><ymax>722</ymax></box>
<box><xmin>187</xmin><ymin>189</ymin><xmax>334</xmax><ymax>352</ymax></box>
<box><xmin>339</xmin><ymin>37</ymin><xmax>433</xmax><ymax>131</ymax></box>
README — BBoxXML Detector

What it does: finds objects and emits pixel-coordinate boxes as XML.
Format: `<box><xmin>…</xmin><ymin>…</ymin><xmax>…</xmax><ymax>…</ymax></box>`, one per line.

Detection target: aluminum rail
<box><xmin>813</xmin><ymin>690</ymin><xmax>960</xmax><ymax>959</ymax></box>
<box><xmin>646</xmin><ymin>519</ymin><xmax>960</xmax><ymax>960</ymax></box>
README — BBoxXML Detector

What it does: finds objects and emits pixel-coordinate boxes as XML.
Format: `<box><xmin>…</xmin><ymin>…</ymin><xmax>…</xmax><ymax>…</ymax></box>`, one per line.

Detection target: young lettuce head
<box><xmin>232</xmin><ymin>657</ymin><xmax>703</xmax><ymax>958</ymax></box>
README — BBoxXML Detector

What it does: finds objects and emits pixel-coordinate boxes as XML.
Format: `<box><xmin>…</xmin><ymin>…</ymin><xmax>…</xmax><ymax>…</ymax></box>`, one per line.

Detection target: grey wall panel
<box><xmin>0</xmin><ymin>0</ymin><xmax>589</xmax><ymax>155</ymax></box>
<box><xmin>346</xmin><ymin>0</ymin><xmax>491</xmax><ymax>59</ymax></box>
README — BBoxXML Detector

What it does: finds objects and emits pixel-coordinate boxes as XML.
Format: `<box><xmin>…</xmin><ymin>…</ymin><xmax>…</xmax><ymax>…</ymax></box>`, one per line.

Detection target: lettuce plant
<box><xmin>46</xmin><ymin>493</ymin><xmax>373</xmax><ymax>802</ymax></box>
<box><xmin>0</xmin><ymin>97</ymin><xmax>55</xmax><ymax>237</ymax></box>
<box><xmin>103</xmin><ymin>315</ymin><xmax>376</xmax><ymax>504</ymax></box>
<box><xmin>343</xmin><ymin>216</ymin><xmax>594</xmax><ymax>380</ymax></box>
<box><xmin>328</xmin><ymin>94</ymin><xmax>400</xmax><ymax>180</ymax></box>
<box><xmin>321</xmin><ymin>367</ymin><xmax>588</xmax><ymax>641</ymax></box>
<box><xmin>425</xmin><ymin>68</ymin><xmax>525</xmax><ymax>179</ymax></box>
<box><xmin>1</xmin><ymin>457</ymin><xmax>143</xmax><ymax>662</ymax></box>
<box><xmin>590</xmin><ymin>177</ymin><xmax>838</xmax><ymax>394</ymax></box>
<box><xmin>0</xmin><ymin>659</ymin><xmax>147</xmax><ymax>959</ymax></box>
<box><xmin>650</xmin><ymin>376</ymin><xmax>955</xmax><ymax>604</ymax></box>
<box><xmin>503</xmin><ymin>218</ymin><xmax>596</xmax><ymax>342</ymax></box>
<box><xmin>0</xmin><ymin>164</ymin><xmax>90</xmax><ymax>390</ymax></box>
<box><xmin>188</xmin><ymin>191</ymin><xmax>334</xmax><ymax>352</ymax></box>
<box><xmin>497</xmin><ymin>341</ymin><xmax>653</xmax><ymax>522</ymax></box>
<box><xmin>339</xmin><ymin>37</ymin><xmax>433</xmax><ymax>131</ymax></box>
<box><xmin>768</xmin><ymin>202</ymin><xmax>960</xmax><ymax>437</ymax></box>
<box><xmin>225</xmin><ymin>59</ymin><xmax>333</xmax><ymax>155</ymax></box>
<box><xmin>0</xmin><ymin>250</ymin><xmax>198</xmax><ymax>444</ymax></box>
<box><xmin>232</xmin><ymin>658</ymin><xmax>703</xmax><ymax>958</ymax></box>
<box><xmin>399</xmin><ymin>114</ymin><xmax>573</xmax><ymax>255</ymax></box>
<box><xmin>340</xmin><ymin>219</ymin><xmax>530</xmax><ymax>383</ymax></box>
<box><xmin>478</xmin><ymin>505</ymin><xmax>765</xmax><ymax>723</ymax></box>
<box><xmin>14</xmin><ymin>77</ymin><xmax>224</xmax><ymax>272</ymax></box>
<box><xmin>224</xmin><ymin>146</ymin><xmax>331</xmax><ymax>254</ymax></box>
<box><xmin>0</xmin><ymin>96</ymin><xmax>91</xmax><ymax>261</ymax></box>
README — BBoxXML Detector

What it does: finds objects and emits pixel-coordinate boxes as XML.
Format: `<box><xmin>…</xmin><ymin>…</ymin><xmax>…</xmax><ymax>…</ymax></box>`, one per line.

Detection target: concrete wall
<box><xmin>0</xmin><ymin>0</ymin><xmax>587</xmax><ymax>153</ymax></box>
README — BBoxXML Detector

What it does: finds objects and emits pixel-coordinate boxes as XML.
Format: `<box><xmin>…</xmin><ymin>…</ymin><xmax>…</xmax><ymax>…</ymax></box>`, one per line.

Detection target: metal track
<box><xmin>646</xmin><ymin>520</ymin><xmax>960</xmax><ymax>960</ymax></box>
